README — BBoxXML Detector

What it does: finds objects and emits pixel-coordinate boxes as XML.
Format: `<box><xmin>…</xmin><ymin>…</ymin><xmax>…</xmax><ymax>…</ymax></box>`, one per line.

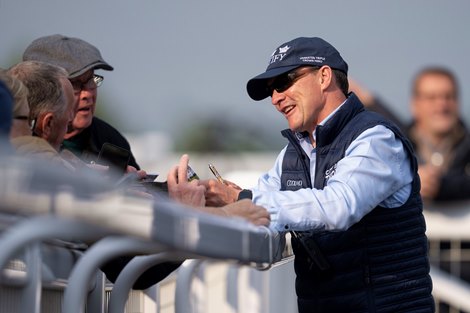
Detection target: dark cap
<box><xmin>22</xmin><ymin>34</ymin><xmax>114</xmax><ymax>79</ymax></box>
<box><xmin>246</xmin><ymin>37</ymin><xmax>348</xmax><ymax>101</ymax></box>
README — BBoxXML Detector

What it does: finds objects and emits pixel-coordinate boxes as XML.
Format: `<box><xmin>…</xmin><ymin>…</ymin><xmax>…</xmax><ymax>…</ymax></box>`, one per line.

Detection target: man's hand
<box><xmin>201</xmin><ymin>179</ymin><xmax>241</xmax><ymax>207</ymax></box>
<box><xmin>126</xmin><ymin>165</ymin><xmax>147</xmax><ymax>180</ymax></box>
<box><xmin>418</xmin><ymin>164</ymin><xmax>441</xmax><ymax>200</ymax></box>
<box><xmin>221</xmin><ymin>199</ymin><xmax>270</xmax><ymax>226</ymax></box>
<box><xmin>167</xmin><ymin>154</ymin><xmax>206</xmax><ymax>207</ymax></box>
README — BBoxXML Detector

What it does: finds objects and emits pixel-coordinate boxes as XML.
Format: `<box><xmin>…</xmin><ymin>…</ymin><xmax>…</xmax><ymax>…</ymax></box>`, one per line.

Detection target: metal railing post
<box><xmin>108</xmin><ymin>252</ymin><xmax>183</xmax><ymax>313</ymax></box>
<box><xmin>174</xmin><ymin>259</ymin><xmax>205</xmax><ymax>313</ymax></box>
<box><xmin>19</xmin><ymin>243</ymin><xmax>41</xmax><ymax>313</ymax></box>
<box><xmin>62</xmin><ymin>236</ymin><xmax>165</xmax><ymax>313</ymax></box>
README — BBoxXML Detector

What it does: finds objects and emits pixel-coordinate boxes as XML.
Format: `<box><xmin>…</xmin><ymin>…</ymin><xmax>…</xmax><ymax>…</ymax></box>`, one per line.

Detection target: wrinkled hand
<box><xmin>222</xmin><ymin>199</ymin><xmax>270</xmax><ymax>226</ymax></box>
<box><xmin>200</xmin><ymin>179</ymin><xmax>242</xmax><ymax>207</ymax></box>
<box><xmin>126</xmin><ymin>165</ymin><xmax>147</xmax><ymax>180</ymax></box>
<box><xmin>167</xmin><ymin>154</ymin><xmax>206</xmax><ymax>207</ymax></box>
<box><xmin>418</xmin><ymin>164</ymin><xmax>441</xmax><ymax>200</ymax></box>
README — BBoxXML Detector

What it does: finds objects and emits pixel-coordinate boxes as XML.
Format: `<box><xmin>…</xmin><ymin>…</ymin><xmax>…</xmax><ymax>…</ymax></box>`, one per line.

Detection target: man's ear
<box><xmin>39</xmin><ymin>112</ymin><xmax>54</xmax><ymax>139</ymax></box>
<box><xmin>319</xmin><ymin>66</ymin><xmax>333</xmax><ymax>90</ymax></box>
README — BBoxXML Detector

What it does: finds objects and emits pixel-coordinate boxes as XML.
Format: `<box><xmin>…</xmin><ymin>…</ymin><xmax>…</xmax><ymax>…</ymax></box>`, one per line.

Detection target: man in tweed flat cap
<box><xmin>23</xmin><ymin>34</ymin><xmax>140</xmax><ymax>170</ymax></box>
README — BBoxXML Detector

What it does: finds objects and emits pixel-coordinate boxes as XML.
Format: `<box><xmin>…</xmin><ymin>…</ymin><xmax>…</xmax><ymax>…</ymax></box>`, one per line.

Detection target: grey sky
<box><xmin>1</xmin><ymin>0</ymin><xmax>469</xmax><ymax>143</ymax></box>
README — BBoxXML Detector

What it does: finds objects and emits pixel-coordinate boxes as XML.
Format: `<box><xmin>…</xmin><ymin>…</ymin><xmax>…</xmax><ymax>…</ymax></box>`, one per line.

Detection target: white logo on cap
<box><xmin>269</xmin><ymin>45</ymin><xmax>291</xmax><ymax>65</ymax></box>
<box><xmin>300</xmin><ymin>56</ymin><xmax>326</xmax><ymax>64</ymax></box>
<box><xmin>278</xmin><ymin>45</ymin><xmax>290</xmax><ymax>53</ymax></box>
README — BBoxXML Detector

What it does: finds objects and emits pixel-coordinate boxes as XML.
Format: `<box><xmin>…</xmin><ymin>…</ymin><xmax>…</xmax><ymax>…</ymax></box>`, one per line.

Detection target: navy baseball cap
<box><xmin>23</xmin><ymin>34</ymin><xmax>114</xmax><ymax>79</ymax></box>
<box><xmin>246</xmin><ymin>37</ymin><xmax>348</xmax><ymax>101</ymax></box>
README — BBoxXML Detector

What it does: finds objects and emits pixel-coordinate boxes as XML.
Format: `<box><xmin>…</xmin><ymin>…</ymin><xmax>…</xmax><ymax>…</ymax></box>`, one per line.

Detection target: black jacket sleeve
<box><xmin>101</xmin><ymin>256</ymin><xmax>182</xmax><ymax>290</ymax></box>
<box><xmin>90</xmin><ymin>117</ymin><xmax>140</xmax><ymax>170</ymax></box>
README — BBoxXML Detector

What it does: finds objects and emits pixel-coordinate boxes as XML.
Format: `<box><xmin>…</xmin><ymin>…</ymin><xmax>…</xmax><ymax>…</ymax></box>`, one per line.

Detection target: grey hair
<box><xmin>8</xmin><ymin>61</ymin><xmax>69</xmax><ymax>124</ymax></box>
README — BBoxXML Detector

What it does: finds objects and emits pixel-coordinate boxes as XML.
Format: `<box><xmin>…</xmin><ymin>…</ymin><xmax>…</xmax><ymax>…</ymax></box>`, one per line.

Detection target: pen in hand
<box><xmin>208</xmin><ymin>163</ymin><xmax>225</xmax><ymax>184</ymax></box>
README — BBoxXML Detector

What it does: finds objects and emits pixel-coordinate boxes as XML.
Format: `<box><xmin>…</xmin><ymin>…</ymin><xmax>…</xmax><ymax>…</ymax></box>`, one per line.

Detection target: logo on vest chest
<box><xmin>324</xmin><ymin>164</ymin><xmax>337</xmax><ymax>182</ymax></box>
<box><xmin>287</xmin><ymin>179</ymin><xmax>303</xmax><ymax>187</ymax></box>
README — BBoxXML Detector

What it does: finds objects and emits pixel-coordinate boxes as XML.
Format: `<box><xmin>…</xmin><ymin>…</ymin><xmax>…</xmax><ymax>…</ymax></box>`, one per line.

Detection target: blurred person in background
<box><xmin>22</xmin><ymin>34</ymin><xmax>141</xmax><ymax>171</ymax></box>
<box><xmin>407</xmin><ymin>67</ymin><xmax>470</xmax><ymax>202</ymax></box>
<box><xmin>350</xmin><ymin>67</ymin><xmax>470</xmax><ymax>202</ymax></box>
<box><xmin>348</xmin><ymin>78</ymin><xmax>406</xmax><ymax>130</ymax></box>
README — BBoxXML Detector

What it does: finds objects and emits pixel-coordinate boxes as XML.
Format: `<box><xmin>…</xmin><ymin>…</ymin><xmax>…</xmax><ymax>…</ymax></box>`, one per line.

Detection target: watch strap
<box><xmin>237</xmin><ymin>189</ymin><xmax>253</xmax><ymax>200</ymax></box>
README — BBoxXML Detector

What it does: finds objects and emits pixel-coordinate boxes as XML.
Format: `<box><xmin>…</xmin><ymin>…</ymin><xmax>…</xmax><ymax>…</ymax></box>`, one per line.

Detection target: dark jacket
<box><xmin>281</xmin><ymin>94</ymin><xmax>434</xmax><ymax>313</ymax></box>
<box><xmin>406</xmin><ymin>120</ymin><xmax>470</xmax><ymax>202</ymax></box>
<box><xmin>61</xmin><ymin>116</ymin><xmax>140</xmax><ymax>170</ymax></box>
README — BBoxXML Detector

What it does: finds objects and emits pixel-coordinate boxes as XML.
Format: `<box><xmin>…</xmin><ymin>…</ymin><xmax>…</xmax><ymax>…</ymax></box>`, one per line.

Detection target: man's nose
<box><xmin>271</xmin><ymin>90</ymin><xmax>285</xmax><ymax>108</ymax></box>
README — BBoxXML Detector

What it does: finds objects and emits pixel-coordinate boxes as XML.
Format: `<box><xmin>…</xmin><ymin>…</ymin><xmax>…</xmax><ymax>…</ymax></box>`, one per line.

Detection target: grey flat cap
<box><xmin>23</xmin><ymin>34</ymin><xmax>114</xmax><ymax>79</ymax></box>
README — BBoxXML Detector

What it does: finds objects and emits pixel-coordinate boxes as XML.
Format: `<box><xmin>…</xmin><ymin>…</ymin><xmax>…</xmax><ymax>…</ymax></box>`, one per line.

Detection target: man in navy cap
<box><xmin>203</xmin><ymin>37</ymin><xmax>434</xmax><ymax>312</ymax></box>
<box><xmin>23</xmin><ymin>34</ymin><xmax>140</xmax><ymax>170</ymax></box>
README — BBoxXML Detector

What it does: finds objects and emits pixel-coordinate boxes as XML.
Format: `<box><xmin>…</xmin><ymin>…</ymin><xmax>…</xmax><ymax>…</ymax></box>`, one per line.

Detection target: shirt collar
<box><xmin>306</xmin><ymin>98</ymin><xmax>348</xmax><ymax>143</ymax></box>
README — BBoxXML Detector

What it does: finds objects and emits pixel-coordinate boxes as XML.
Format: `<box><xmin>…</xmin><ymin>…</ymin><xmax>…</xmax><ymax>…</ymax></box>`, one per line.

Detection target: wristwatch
<box><xmin>237</xmin><ymin>189</ymin><xmax>253</xmax><ymax>200</ymax></box>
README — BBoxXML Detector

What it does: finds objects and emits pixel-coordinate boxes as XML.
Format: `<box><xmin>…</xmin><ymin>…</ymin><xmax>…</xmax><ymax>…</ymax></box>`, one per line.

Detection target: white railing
<box><xmin>424</xmin><ymin>202</ymin><xmax>470</xmax><ymax>313</ymax></box>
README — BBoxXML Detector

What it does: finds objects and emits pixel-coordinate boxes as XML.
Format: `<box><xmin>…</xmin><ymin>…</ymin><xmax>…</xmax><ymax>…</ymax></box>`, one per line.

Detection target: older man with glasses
<box><xmin>22</xmin><ymin>34</ymin><xmax>140</xmax><ymax>171</ymax></box>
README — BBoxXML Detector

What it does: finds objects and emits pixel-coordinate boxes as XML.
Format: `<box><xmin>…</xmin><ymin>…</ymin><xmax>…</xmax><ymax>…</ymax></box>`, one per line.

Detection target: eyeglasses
<box><xmin>14</xmin><ymin>116</ymin><xmax>29</xmax><ymax>121</ymax></box>
<box><xmin>266</xmin><ymin>67</ymin><xmax>318</xmax><ymax>96</ymax></box>
<box><xmin>415</xmin><ymin>92</ymin><xmax>457</xmax><ymax>102</ymax></box>
<box><xmin>71</xmin><ymin>74</ymin><xmax>104</xmax><ymax>93</ymax></box>
<box><xmin>14</xmin><ymin>115</ymin><xmax>32</xmax><ymax>129</ymax></box>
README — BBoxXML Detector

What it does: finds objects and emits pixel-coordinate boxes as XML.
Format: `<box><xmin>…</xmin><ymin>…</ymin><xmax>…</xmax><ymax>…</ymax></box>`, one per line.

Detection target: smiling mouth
<box><xmin>77</xmin><ymin>106</ymin><xmax>92</xmax><ymax>113</ymax></box>
<box><xmin>282</xmin><ymin>105</ymin><xmax>295</xmax><ymax>116</ymax></box>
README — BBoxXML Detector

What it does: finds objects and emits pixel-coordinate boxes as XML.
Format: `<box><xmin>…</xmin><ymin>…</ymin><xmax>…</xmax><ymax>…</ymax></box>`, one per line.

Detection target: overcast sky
<box><xmin>1</xmin><ymin>0</ymin><xmax>470</xmax><ymax>143</ymax></box>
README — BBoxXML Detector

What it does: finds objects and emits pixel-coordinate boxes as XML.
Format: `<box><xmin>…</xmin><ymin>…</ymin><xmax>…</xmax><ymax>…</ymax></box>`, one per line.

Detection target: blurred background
<box><xmin>2</xmin><ymin>0</ymin><xmax>470</xmax><ymax>176</ymax></box>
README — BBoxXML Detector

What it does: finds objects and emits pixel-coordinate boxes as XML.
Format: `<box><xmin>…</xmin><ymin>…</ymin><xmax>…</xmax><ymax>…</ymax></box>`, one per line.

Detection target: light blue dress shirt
<box><xmin>251</xmin><ymin>106</ymin><xmax>413</xmax><ymax>232</ymax></box>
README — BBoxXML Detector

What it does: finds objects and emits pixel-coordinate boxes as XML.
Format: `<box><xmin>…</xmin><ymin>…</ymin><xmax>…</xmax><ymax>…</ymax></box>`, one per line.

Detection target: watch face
<box><xmin>238</xmin><ymin>189</ymin><xmax>253</xmax><ymax>200</ymax></box>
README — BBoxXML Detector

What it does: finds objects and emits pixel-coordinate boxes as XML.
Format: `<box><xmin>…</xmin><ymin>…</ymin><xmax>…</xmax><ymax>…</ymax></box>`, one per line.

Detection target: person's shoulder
<box><xmin>12</xmin><ymin>136</ymin><xmax>58</xmax><ymax>157</ymax></box>
<box><xmin>91</xmin><ymin>117</ymin><xmax>126</xmax><ymax>137</ymax></box>
<box><xmin>91</xmin><ymin>116</ymin><xmax>119</xmax><ymax>130</ymax></box>
<box><xmin>89</xmin><ymin>116</ymin><xmax>131</xmax><ymax>148</ymax></box>
<box><xmin>12</xmin><ymin>136</ymin><xmax>53</xmax><ymax>150</ymax></box>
